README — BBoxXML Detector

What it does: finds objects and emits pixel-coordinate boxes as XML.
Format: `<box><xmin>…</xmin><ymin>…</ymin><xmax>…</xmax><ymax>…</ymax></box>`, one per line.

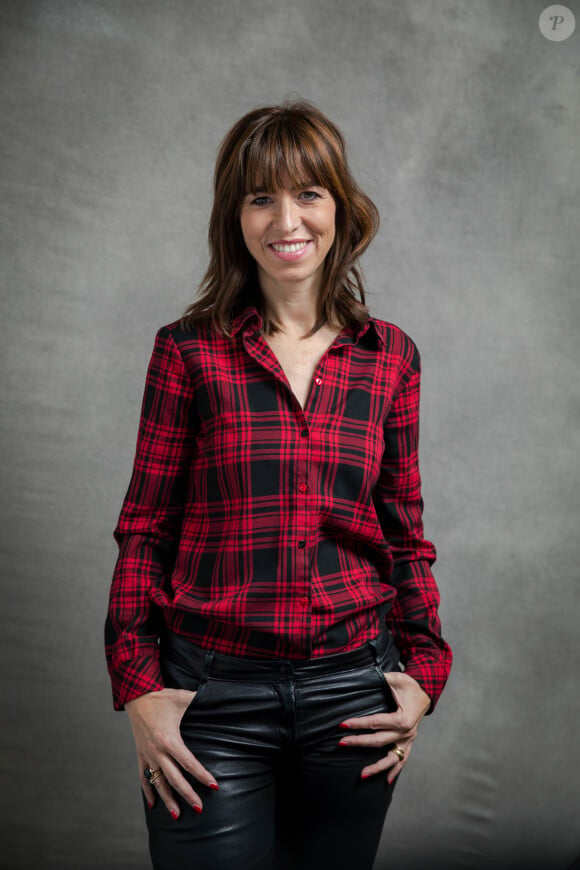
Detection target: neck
<box><xmin>259</xmin><ymin>276</ymin><xmax>322</xmax><ymax>338</ymax></box>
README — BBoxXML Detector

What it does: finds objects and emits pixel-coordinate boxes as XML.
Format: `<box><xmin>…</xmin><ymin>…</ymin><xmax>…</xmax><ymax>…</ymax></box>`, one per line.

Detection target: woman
<box><xmin>105</xmin><ymin>99</ymin><xmax>452</xmax><ymax>870</ymax></box>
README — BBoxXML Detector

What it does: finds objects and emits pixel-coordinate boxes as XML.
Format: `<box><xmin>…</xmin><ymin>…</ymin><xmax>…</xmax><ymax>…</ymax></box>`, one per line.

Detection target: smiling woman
<box><xmin>105</xmin><ymin>99</ymin><xmax>452</xmax><ymax>870</ymax></box>
<box><xmin>181</xmin><ymin>99</ymin><xmax>379</xmax><ymax>339</ymax></box>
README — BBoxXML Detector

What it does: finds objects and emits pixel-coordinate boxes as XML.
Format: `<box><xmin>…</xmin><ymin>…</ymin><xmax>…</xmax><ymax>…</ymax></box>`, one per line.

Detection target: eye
<box><xmin>299</xmin><ymin>189</ymin><xmax>321</xmax><ymax>202</ymax></box>
<box><xmin>248</xmin><ymin>194</ymin><xmax>272</xmax><ymax>206</ymax></box>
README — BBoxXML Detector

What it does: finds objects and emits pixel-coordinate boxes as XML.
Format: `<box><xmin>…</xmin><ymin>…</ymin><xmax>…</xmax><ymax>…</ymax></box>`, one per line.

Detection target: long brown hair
<box><xmin>181</xmin><ymin>99</ymin><xmax>379</xmax><ymax>338</ymax></box>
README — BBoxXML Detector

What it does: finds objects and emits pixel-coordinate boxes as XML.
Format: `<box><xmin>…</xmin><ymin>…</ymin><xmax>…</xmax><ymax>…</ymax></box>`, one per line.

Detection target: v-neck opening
<box><xmin>261</xmin><ymin>327</ymin><xmax>347</xmax><ymax>412</ymax></box>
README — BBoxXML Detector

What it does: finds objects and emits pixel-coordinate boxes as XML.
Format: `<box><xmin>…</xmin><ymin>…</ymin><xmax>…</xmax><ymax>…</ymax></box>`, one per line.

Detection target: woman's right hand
<box><xmin>124</xmin><ymin>688</ymin><xmax>218</xmax><ymax>818</ymax></box>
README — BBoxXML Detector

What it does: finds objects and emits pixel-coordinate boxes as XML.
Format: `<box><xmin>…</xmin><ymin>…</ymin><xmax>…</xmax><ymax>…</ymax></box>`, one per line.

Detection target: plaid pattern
<box><xmin>105</xmin><ymin>305</ymin><xmax>452</xmax><ymax>710</ymax></box>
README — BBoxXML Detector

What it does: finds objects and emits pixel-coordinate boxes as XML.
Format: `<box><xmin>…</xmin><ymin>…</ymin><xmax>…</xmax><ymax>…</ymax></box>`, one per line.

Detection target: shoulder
<box><xmin>153</xmin><ymin>317</ymin><xmax>216</xmax><ymax>353</ymax></box>
<box><xmin>151</xmin><ymin>318</ymin><xmax>235</xmax><ymax>380</ymax></box>
<box><xmin>158</xmin><ymin>318</ymin><xmax>202</xmax><ymax>342</ymax></box>
<box><xmin>367</xmin><ymin>315</ymin><xmax>421</xmax><ymax>373</ymax></box>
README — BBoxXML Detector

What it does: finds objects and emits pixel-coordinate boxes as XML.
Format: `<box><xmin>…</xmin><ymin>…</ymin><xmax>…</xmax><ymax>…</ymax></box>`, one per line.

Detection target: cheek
<box><xmin>325</xmin><ymin>218</ymin><xmax>337</xmax><ymax>248</ymax></box>
<box><xmin>242</xmin><ymin>212</ymin><xmax>268</xmax><ymax>249</ymax></box>
<box><xmin>325</xmin><ymin>205</ymin><xmax>337</xmax><ymax>243</ymax></box>
<box><xmin>239</xmin><ymin>216</ymin><xmax>256</xmax><ymax>252</ymax></box>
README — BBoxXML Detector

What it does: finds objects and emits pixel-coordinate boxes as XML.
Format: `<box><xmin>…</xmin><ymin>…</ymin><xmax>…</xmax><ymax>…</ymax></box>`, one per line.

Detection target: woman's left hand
<box><xmin>338</xmin><ymin>672</ymin><xmax>431</xmax><ymax>783</ymax></box>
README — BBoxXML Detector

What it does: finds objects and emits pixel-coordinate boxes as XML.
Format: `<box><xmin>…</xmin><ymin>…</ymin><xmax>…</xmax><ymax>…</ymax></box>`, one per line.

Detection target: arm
<box><xmin>338</xmin><ymin>341</ymin><xmax>452</xmax><ymax>779</ymax></box>
<box><xmin>105</xmin><ymin>326</ymin><xmax>197</xmax><ymax>710</ymax></box>
<box><xmin>374</xmin><ymin>350</ymin><xmax>452</xmax><ymax>711</ymax></box>
<box><xmin>104</xmin><ymin>327</ymin><xmax>217</xmax><ymax>816</ymax></box>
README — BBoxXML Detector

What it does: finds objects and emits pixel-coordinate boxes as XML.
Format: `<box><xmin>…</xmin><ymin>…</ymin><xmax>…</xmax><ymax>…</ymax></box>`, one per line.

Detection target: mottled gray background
<box><xmin>1</xmin><ymin>1</ymin><xmax>578</xmax><ymax>868</ymax></box>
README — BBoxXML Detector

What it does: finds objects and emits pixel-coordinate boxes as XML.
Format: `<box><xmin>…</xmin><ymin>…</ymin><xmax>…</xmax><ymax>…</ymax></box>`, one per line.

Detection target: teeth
<box><xmin>271</xmin><ymin>242</ymin><xmax>309</xmax><ymax>253</ymax></box>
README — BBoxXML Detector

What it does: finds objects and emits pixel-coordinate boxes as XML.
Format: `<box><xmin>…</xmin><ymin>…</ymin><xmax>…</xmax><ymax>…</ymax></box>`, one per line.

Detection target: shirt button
<box><xmin>299</xmin><ymin>484</ymin><xmax>308</xmax><ymax>493</ymax></box>
<box><xmin>297</xmin><ymin>540</ymin><xmax>306</xmax><ymax>549</ymax></box>
<box><xmin>300</xmin><ymin>429</ymin><xmax>308</xmax><ymax>438</ymax></box>
<box><xmin>314</xmin><ymin>377</ymin><xmax>322</xmax><ymax>386</ymax></box>
<box><xmin>299</xmin><ymin>596</ymin><xmax>309</xmax><ymax>606</ymax></box>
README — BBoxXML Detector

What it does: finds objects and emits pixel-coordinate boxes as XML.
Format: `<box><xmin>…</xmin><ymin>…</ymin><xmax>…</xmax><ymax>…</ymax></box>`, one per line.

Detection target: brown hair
<box><xmin>181</xmin><ymin>99</ymin><xmax>379</xmax><ymax>338</ymax></box>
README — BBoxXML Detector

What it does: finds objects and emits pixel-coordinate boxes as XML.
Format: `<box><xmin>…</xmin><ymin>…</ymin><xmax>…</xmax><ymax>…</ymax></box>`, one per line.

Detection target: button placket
<box><xmin>295</xmin><ymin>410</ymin><xmax>311</xmax><ymax>621</ymax></box>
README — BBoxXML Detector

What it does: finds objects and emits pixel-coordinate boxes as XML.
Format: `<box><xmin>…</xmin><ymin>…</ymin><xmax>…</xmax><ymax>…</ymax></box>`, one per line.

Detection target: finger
<box><xmin>360</xmin><ymin>753</ymin><xmax>398</xmax><ymax>780</ymax></box>
<box><xmin>154</xmin><ymin>755</ymin><xmax>205</xmax><ymax>817</ymax></box>
<box><xmin>138</xmin><ymin>758</ymin><xmax>159</xmax><ymax>809</ymax></box>
<box><xmin>387</xmin><ymin>761</ymin><xmax>404</xmax><ymax>784</ymax></box>
<box><xmin>361</xmin><ymin>743</ymin><xmax>412</xmax><ymax>782</ymax></box>
<box><xmin>153</xmin><ymin>771</ymin><xmax>203</xmax><ymax>819</ymax></box>
<box><xmin>339</xmin><ymin>730</ymin><xmax>397</xmax><ymax>748</ymax></box>
<box><xmin>339</xmin><ymin>711</ymin><xmax>401</xmax><ymax>732</ymax></box>
<box><xmin>140</xmin><ymin>777</ymin><xmax>156</xmax><ymax>809</ymax></box>
<box><xmin>140</xmin><ymin>752</ymin><xmax>207</xmax><ymax>818</ymax></box>
<box><xmin>171</xmin><ymin>737</ymin><xmax>219</xmax><ymax>790</ymax></box>
<box><xmin>362</xmin><ymin>758</ymin><xmax>405</xmax><ymax>784</ymax></box>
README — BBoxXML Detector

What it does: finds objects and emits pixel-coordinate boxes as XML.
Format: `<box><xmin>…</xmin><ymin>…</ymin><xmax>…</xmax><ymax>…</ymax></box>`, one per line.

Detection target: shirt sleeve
<box><xmin>373</xmin><ymin>342</ymin><xmax>452</xmax><ymax>712</ymax></box>
<box><xmin>104</xmin><ymin>326</ymin><xmax>197</xmax><ymax>710</ymax></box>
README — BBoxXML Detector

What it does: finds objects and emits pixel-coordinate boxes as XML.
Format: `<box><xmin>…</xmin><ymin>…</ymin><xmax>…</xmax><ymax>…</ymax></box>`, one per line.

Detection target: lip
<box><xmin>267</xmin><ymin>239</ymin><xmax>312</xmax><ymax>262</ymax></box>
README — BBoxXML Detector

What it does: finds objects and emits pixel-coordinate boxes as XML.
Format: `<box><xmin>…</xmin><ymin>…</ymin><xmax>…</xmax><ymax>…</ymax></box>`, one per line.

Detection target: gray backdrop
<box><xmin>1</xmin><ymin>1</ymin><xmax>578</xmax><ymax>868</ymax></box>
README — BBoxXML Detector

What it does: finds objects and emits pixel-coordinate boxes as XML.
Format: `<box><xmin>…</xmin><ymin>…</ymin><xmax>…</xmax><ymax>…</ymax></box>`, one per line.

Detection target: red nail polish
<box><xmin>338</xmin><ymin>740</ymin><xmax>349</xmax><ymax>747</ymax></box>
<box><xmin>170</xmin><ymin>810</ymin><xmax>179</xmax><ymax>820</ymax></box>
<box><xmin>361</xmin><ymin>773</ymin><xmax>370</xmax><ymax>780</ymax></box>
<box><xmin>208</xmin><ymin>782</ymin><xmax>219</xmax><ymax>791</ymax></box>
<box><xmin>193</xmin><ymin>805</ymin><xmax>203</xmax><ymax>815</ymax></box>
<box><xmin>339</xmin><ymin>723</ymin><xmax>350</xmax><ymax>730</ymax></box>
<box><xmin>147</xmin><ymin>801</ymin><xmax>154</xmax><ymax>809</ymax></box>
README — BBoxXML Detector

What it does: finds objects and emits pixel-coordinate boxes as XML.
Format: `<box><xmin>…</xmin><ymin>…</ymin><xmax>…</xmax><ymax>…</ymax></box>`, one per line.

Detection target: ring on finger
<box><xmin>391</xmin><ymin>743</ymin><xmax>405</xmax><ymax>762</ymax></box>
<box><xmin>144</xmin><ymin>767</ymin><xmax>163</xmax><ymax>785</ymax></box>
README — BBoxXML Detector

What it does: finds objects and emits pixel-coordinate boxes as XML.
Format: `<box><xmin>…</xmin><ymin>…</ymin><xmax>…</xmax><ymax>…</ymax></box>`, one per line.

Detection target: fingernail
<box><xmin>147</xmin><ymin>801</ymin><xmax>154</xmax><ymax>809</ymax></box>
<box><xmin>361</xmin><ymin>773</ymin><xmax>370</xmax><ymax>780</ymax></box>
<box><xmin>338</xmin><ymin>740</ymin><xmax>349</xmax><ymax>747</ymax></box>
<box><xmin>193</xmin><ymin>804</ymin><xmax>203</xmax><ymax>815</ymax></box>
<box><xmin>170</xmin><ymin>810</ymin><xmax>179</xmax><ymax>820</ymax></box>
<box><xmin>339</xmin><ymin>723</ymin><xmax>350</xmax><ymax>730</ymax></box>
<box><xmin>208</xmin><ymin>782</ymin><xmax>219</xmax><ymax>791</ymax></box>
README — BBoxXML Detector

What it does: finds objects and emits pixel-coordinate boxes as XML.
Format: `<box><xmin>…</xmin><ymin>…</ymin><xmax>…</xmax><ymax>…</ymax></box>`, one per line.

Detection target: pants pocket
<box><xmin>373</xmin><ymin>632</ymin><xmax>401</xmax><ymax>711</ymax></box>
<box><xmin>159</xmin><ymin>634</ymin><xmax>209</xmax><ymax>716</ymax></box>
<box><xmin>378</xmin><ymin>630</ymin><xmax>401</xmax><ymax>673</ymax></box>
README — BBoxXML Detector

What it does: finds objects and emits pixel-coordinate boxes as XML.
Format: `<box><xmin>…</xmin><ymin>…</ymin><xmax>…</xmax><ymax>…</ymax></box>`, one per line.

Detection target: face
<box><xmin>239</xmin><ymin>185</ymin><xmax>336</xmax><ymax>296</ymax></box>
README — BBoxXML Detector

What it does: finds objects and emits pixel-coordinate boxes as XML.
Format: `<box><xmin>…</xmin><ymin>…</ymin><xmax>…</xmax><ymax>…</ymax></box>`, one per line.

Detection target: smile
<box><xmin>269</xmin><ymin>241</ymin><xmax>310</xmax><ymax>253</ymax></box>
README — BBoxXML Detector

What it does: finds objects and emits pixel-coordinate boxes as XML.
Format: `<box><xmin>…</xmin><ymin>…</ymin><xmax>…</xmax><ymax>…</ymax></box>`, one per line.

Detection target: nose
<box><xmin>272</xmin><ymin>193</ymin><xmax>300</xmax><ymax>234</ymax></box>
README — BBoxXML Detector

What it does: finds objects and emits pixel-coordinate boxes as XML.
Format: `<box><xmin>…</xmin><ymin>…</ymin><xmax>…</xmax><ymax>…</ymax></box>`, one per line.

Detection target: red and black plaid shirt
<box><xmin>105</xmin><ymin>305</ymin><xmax>452</xmax><ymax>710</ymax></box>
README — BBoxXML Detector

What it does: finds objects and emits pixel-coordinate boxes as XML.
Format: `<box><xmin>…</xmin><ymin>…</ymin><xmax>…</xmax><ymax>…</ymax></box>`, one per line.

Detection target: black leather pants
<box><xmin>145</xmin><ymin>630</ymin><xmax>401</xmax><ymax>870</ymax></box>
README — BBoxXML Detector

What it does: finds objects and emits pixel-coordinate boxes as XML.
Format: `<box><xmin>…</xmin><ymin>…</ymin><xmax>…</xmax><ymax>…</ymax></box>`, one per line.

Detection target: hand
<box><xmin>124</xmin><ymin>688</ymin><xmax>218</xmax><ymax>818</ymax></box>
<box><xmin>338</xmin><ymin>672</ymin><xmax>431</xmax><ymax>783</ymax></box>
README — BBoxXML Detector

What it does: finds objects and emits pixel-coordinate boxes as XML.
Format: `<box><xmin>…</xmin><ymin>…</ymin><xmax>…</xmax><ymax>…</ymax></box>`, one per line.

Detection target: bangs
<box><xmin>241</xmin><ymin>118</ymin><xmax>336</xmax><ymax>195</ymax></box>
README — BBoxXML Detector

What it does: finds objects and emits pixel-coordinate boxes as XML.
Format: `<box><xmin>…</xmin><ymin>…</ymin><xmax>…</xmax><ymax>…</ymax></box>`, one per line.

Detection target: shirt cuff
<box><xmin>400</xmin><ymin>653</ymin><xmax>452</xmax><ymax>714</ymax></box>
<box><xmin>108</xmin><ymin>653</ymin><xmax>165</xmax><ymax>711</ymax></box>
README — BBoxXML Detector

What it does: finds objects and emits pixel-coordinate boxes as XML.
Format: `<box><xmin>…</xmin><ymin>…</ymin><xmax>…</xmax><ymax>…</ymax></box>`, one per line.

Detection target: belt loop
<box><xmin>368</xmin><ymin>630</ymin><xmax>387</xmax><ymax>664</ymax></box>
<box><xmin>202</xmin><ymin>650</ymin><xmax>215</xmax><ymax>680</ymax></box>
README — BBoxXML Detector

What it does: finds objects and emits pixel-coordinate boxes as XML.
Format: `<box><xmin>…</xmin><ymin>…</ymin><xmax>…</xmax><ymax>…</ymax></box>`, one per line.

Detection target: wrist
<box><xmin>386</xmin><ymin>671</ymin><xmax>432</xmax><ymax>714</ymax></box>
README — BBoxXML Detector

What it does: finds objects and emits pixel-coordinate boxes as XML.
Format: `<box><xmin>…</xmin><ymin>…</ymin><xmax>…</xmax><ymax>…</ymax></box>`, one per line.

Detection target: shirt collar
<box><xmin>231</xmin><ymin>304</ymin><xmax>386</xmax><ymax>349</ymax></box>
<box><xmin>231</xmin><ymin>305</ymin><xmax>263</xmax><ymax>337</ymax></box>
